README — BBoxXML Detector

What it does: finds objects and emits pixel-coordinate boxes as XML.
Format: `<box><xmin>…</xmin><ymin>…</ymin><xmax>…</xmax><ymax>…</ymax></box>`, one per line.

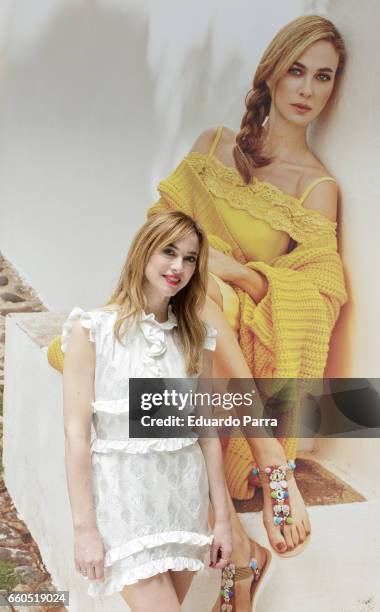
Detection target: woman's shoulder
<box><xmin>61</xmin><ymin>306</ymin><xmax>116</xmax><ymax>352</ymax></box>
<box><xmin>297</xmin><ymin>157</ymin><xmax>338</xmax><ymax>222</ymax></box>
<box><xmin>189</xmin><ymin>125</ymin><xmax>236</xmax><ymax>155</ymax></box>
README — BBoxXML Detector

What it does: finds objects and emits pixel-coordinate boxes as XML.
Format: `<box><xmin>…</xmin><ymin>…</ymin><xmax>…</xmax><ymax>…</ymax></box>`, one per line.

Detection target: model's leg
<box><xmin>202</xmin><ymin>294</ymin><xmax>310</xmax><ymax>553</ymax></box>
<box><xmin>169</xmin><ymin>569</ymin><xmax>196</xmax><ymax>604</ymax></box>
<box><xmin>120</xmin><ymin>572</ymin><xmax>181</xmax><ymax>612</ymax></box>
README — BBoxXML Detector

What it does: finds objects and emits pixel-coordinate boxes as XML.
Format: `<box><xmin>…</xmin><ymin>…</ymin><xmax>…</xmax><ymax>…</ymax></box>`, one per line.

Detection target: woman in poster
<box><xmin>148</xmin><ymin>14</ymin><xmax>347</xmax><ymax>610</ymax></box>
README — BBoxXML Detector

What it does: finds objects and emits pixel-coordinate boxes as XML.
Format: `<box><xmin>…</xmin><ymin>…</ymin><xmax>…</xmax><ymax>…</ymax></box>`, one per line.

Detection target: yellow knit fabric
<box><xmin>47</xmin><ymin>335</ymin><xmax>64</xmax><ymax>373</ymax></box>
<box><xmin>147</xmin><ymin>151</ymin><xmax>347</xmax><ymax>499</ymax></box>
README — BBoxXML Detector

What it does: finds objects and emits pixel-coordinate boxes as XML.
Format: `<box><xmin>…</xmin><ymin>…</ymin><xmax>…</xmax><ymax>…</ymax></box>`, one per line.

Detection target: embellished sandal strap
<box><xmin>258</xmin><ymin>462</ymin><xmax>295</xmax><ymax>485</ymax></box>
<box><xmin>220</xmin><ymin>558</ymin><xmax>261</xmax><ymax>611</ymax></box>
<box><xmin>258</xmin><ymin>461</ymin><xmax>297</xmax><ymax>527</ymax></box>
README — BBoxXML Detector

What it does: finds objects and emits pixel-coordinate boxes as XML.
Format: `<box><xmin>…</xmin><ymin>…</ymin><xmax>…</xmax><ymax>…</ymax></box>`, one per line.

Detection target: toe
<box><xmin>303</xmin><ymin>516</ymin><xmax>311</xmax><ymax>535</ymax></box>
<box><xmin>283</xmin><ymin>525</ymin><xmax>295</xmax><ymax>551</ymax></box>
<box><xmin>290</xmin><ymin>524</ymin><xmax>300</xmax><ymax>547</ymax></box>
<box><xmin>265</xmin><ymin>522</ymin><xmax>287</xmax><ymax>553</ymax></box>
<box><xmin>297</xmin><ymin>521</ymin><xmax>307</xmax><ymax>543</ymax></box>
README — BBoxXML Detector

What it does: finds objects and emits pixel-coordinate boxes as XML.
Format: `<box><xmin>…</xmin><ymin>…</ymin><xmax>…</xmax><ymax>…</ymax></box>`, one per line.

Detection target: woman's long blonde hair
<box><xmin>233</xmin><ymin>15</ymin><xmax>346</xmax><ymax>184</ymax></box>
<box><xmin>107</xmin><ymin>211</ymin><xmax>209</xmax><ymax>376</ymax></box>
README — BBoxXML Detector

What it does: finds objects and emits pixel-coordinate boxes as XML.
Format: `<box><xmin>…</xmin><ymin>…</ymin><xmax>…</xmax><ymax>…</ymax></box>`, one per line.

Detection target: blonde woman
<box><xmin>61</xmin><ymin>212</ymin><xmax>236</xmax><ymax>611</ymax></box>
<box><xmin>148</xmin><ymin>15</ymin><xmax>348</xmax><ymax>611</ymax></box>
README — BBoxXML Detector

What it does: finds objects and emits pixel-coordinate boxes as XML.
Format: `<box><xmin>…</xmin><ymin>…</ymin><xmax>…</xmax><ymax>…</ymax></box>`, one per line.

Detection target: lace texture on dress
<box><xmin>186</xmin><ymin>153</ymin><xmax>337</xmax><ymax>243</ymax></box>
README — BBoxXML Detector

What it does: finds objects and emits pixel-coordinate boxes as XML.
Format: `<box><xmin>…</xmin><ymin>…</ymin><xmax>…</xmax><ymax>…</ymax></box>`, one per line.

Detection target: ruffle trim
<box><xmin>61</xmin><ymin>307</ymin><xmax>96</xmax><ymax>353</ymax></box>
<box><xmin>105</xmin><ymin>530</ymin><xmax>213</xmax><ymax>567</ymax></box>
<box><xmin>186</xmin><ymin>153</ymin><xmax>336</xmax><ymax>243</ymax></box>
<box><xmin>91</xmin><ymin>436</ymin><xmax>198</xmax><ymax>454</ymax></box>
<box><xmin>139</xmin><ymin>306</ymin><xmax>178</xmax><ymax>376</ymax></box>
<box><xmin>87</xmin><ymin>556</ymin><xmax>206</xmax><ymax>597</ymax></box>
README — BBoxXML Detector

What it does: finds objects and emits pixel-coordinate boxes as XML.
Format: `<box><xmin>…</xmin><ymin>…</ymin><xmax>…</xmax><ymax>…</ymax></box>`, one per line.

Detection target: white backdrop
<box><xmin>1</xmin><ymin>0</ymin><xmax>379</xmax><ymax>376</ymax></box>
<box><xmin>0</xmin><ymin>0</ymin><xmax>301</xmax><ymax>311</ymax></box>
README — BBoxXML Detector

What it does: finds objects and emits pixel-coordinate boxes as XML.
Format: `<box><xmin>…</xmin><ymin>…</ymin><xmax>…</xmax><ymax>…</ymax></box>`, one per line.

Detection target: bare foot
<box><xmin>261</xmin><ymin>467</ymin><xmax>311</xmax><ymax>554</ymax></box>
<box><xmin>211</xmin><ymin>539</ymin><xmax>268</xmax><ymax>612</ymax></box>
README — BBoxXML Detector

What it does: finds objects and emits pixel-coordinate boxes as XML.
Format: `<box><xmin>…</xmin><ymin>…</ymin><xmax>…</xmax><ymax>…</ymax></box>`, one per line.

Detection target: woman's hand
<box><xmin>74</xmin><ymin>525</ymin><xmax>106</xmax><ymax>581</ymax></box>
<box><xmin>208</xmin><ymin>247</ymin><xmax>242</xmax><ymax>282</ymax></box>
<box><xmin>209</xmin><ymin>519</ymin><xmax>233</xmax><ymax>569</ymax></box>
<box><xmin>208</xmin><ymin>247</ymin><xmax>268</xmax><ymax>302</ymax></box>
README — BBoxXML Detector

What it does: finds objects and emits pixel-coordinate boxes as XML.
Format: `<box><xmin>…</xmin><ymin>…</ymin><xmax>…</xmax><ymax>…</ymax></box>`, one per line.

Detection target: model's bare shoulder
<box><xmin>189</xmin><ymin>127</ymin><xmax>219</xmax><ymax>155</ymax></box>
<box><xmin>301</xmin><ymin>177</ymin><xmax>338</xmax><ymax>223</ymax></box>
<box><xmin>221</xmin><ymin>126</ymin><xmax>237</xmax><ymax>142</ymax></box>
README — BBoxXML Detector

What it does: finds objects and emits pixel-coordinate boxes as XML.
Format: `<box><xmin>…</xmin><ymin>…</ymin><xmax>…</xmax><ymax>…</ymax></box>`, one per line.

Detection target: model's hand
<box><xmin>210</xmin><ymin>519</ymin><xmax>233</xmax><ymax>569</ymax></box>
<box><xmin>74</xmin><ymin>525</ymin><xmax>106</xmax><ymax>581</ymax></box>
<box><xmin>208</xmin><ymin>247</ymin><xmax>242</xmax><ymax>282</ymax></box>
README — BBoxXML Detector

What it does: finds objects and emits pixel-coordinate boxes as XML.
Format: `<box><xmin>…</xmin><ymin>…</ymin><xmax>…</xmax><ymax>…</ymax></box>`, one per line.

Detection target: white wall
<box><xmin>0</xmin><ymin>0</ymin><xmax>302</xmax><ymax>311</ymax></box>
<box><xmin>304</xmin><ymin>0</ymin><xmax>380</xmax><ymax>376</ymax></box>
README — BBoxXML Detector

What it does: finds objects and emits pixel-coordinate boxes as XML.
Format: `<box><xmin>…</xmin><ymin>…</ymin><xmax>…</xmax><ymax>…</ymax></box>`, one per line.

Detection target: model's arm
<box><xmin>188</xmin><ymin>128</ymin><xmax>269</xmax><ymax>302</ymax></box>
<box><xmin>63</xmin><ymin>320</ymin><xmax>105</xmax><ymax>582</ymax></box>
<box><xmin>205</xmin><ymin>176</ymin><xmax>339</xmax><ymax>302</ymax></box>
<box><xmin>197</xmin><ymin>349</ymin><xmax>232</xmax><ymax>568</ymax></box>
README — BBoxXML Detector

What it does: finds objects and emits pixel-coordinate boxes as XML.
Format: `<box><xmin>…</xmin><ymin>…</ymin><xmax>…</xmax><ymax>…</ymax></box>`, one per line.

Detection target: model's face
<box><xmin>144</xmin><ymin>233</ymin><xmax>200</xmax><ymax>298</ymax></box>
<box><xmin>271</xmin><ymin>40</ymin><xmax>340</xmax><ymax>126</ymax></box>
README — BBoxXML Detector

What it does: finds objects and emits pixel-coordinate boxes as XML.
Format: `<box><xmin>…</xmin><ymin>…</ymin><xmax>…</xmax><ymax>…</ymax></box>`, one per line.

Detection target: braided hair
<box><xmin>233</xmin><ymin>15</ymin><xmax>346</xmax><ymax>184</ymax></box>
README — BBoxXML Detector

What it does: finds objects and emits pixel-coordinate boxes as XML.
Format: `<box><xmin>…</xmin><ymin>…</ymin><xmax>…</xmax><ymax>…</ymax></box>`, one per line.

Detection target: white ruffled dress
<box><xmin>61</xmin><ymin>306</ymin><xmax>217</xmax><ymax>598</ymax></box>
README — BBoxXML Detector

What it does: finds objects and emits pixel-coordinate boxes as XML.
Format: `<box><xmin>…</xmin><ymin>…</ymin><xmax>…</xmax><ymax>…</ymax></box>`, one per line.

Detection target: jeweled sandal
<box><xmin>259</xmin><ymin>459</ymin><xmax>310</xmax><ymax>558</ymax></box>
<box><xmin>219</xmin><ymin>541</ymin><xmax>273</xmax><ymax>611</ymax></box>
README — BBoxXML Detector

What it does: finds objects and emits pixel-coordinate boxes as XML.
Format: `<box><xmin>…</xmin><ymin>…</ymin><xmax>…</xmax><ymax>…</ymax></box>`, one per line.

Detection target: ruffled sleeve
<box><xmin>61</xmin><ymin>307</ymin><xmax>98</xmax><ymax>353</ymax></box>
<box><xmin>203</xmin><ymin>321</ymin><xmax>217</xmax><ymax>352</ymax></box>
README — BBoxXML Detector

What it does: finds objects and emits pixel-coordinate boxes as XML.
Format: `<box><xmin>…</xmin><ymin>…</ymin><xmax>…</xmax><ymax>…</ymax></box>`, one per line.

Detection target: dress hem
<box><xmin>105</xmin><ymin>530</ymin><xmax>213</xmax><ymax>566</ymax></box>
<box><xmin>87</xmin><ymin>556</ymin><xmax>206</xmax><ymax>598</ymax></box>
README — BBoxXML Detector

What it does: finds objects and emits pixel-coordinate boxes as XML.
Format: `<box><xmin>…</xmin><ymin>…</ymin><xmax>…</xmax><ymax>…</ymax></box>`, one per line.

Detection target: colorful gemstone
<box><xmin>270</xmin><ymin>482</ymin><xmax>277</xmax><ymax>489</ymax></box>
<box><xmin>271</xmin><ymin>491</ymin><xmax>277</xmax><ymax>499</ymax></box>
<box><xmin>284</xmin><ymin>491</ymin><xmax>289</xmax><ymax>498</ymax></box>
<box><xmin>265</xmin><ymin>467</ymin><xmax>271</xmax><ymax>474</ymax></box>
<box><xmin>274</xmin><ymin>516</ymin><xmax>282</xmax><ymax>526</ymax></box>
<box><xmin>286</xmin><ymin>517</ymin><xmax>294</xmax><ymax>525</ymax></box>
<box><xmin>250</xmin><ymin>558</ymin><xmax>258</xmax><ymax>570</ymax></box>
<box><xmin>252</xmin><ymin>467</ymin><xmax>259</xmax><ymax>475</ymax></box>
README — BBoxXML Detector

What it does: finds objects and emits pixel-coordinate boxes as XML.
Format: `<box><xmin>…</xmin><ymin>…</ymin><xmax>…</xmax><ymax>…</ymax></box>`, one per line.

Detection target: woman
<box><xmin>61</xmin><ymin>211</ymin><xmax>236</xmax><ymax>610</ymax></box>
<box><xmin>148</xmin><ymin>14</ymin><xmax>348</xmax><ymax>610</ymax></box>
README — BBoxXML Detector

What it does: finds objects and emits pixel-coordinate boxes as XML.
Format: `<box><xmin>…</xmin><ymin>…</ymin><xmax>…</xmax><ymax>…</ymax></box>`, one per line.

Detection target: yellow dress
<box><xmin>148</xmin><ymin>125</ymin><xmax>347</xmax><ymax>500</ymax></box>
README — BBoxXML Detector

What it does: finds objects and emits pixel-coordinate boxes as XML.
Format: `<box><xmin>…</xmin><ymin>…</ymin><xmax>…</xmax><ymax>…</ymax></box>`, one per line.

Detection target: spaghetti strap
<box><xmin>208</xmin><ymin>126</ymin><xmax>224</xmax><ymax>157</ymax></box>
<box><xmin>299</xmin><ymin>176</ymin><xmax>336</xmax><ymax>205</ymax></box>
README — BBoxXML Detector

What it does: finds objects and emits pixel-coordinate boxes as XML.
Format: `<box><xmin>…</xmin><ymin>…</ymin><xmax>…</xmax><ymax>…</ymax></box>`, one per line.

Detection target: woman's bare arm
<box><xmin>197</xmin><ymin>349</ymin><xmax>232</xmax><ymax>568</ymax></box>
<box><xmin>63</xmin><ymin>320</ymin><xmax>105</xmax><ymax>581</ymax></box>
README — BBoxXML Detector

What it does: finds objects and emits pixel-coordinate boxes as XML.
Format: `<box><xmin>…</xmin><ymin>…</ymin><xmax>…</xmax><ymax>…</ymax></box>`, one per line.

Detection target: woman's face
<box><xmin>271</xmin><ymin>40</ymin><xmax>340</xmax><ymax>126</ymax></box>
<box><xmin>144</xmin><ymin>232</ymin><xmax>200</xmax><ymax>299</ymax></box>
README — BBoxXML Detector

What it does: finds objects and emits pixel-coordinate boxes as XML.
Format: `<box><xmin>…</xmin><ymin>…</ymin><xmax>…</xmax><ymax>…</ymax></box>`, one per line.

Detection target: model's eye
<box><xmin>186</xmin><ymin>256</ymin><xmax>197</xmax><ymax>264</ymax></box>
<box><xmin>317</xmin><ymin>73</ymin><xmax>331</xmax><ymax>82</ymax></box>
<box><xmin>289</xmin><ymin>67</ymin><xmax>302</xmax><ymax>76</ymax></box>
<box><xmin>163</xmin><ymin>248</ymin><xmax>175</xmax><ymax>256</ymax></box>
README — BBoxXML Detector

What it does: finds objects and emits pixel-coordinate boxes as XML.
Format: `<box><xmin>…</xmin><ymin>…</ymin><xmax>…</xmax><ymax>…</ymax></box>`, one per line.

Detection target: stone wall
<box><xmin>0</xmin><ymin>253</ymin><xmax>65</xmax><ymax>610</ymax></box>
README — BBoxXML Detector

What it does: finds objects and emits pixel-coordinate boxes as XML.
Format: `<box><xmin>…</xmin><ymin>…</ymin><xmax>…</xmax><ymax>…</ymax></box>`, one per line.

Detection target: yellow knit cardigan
<box><xmin>148</xmin><ymin>155</ymin><xmax>348</xmax><ymax>498</ymax></box>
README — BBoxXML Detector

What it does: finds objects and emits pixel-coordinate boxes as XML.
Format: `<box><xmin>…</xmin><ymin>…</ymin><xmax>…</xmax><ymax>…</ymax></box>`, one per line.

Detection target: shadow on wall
<box><xmin>309</xmin><ymin>47</ymin><xmax>353</xmax><ymax>378</ymax></box>
<box><xmin>0</xmin><ymin>0</ymin><xmax>244</xmax><ymax>310</ymax></box>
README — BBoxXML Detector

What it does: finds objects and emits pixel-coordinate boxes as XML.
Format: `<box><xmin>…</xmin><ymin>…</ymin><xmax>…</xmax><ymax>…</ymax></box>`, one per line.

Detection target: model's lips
<box><xmin>163</xmin><ymin>275</ymin><xmax>181</xmax><ymax>286</ymax></box>
<box><xmin>291</xmin><ymin>103</ymin><xmax>312</xmax><ymax>112</ymax></box>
